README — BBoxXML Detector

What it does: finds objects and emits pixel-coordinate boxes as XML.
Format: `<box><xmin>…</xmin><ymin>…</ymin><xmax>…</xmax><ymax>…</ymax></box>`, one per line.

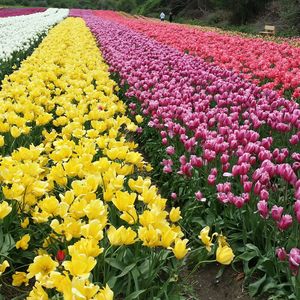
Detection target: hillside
<box><xmin>1</xmin><ymin>0</ymin><xmax>300</xmax><ymax>35</ymax></box>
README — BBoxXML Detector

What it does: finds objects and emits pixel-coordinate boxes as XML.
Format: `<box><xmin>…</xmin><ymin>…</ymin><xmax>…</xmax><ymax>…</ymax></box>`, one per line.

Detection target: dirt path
<box><xmin>181</xmin><ymin>264</ymin><xmax>253</xmax><ymax>300</ymax></box>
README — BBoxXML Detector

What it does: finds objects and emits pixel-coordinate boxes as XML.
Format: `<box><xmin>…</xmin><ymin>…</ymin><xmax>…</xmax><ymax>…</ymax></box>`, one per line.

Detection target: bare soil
<box><xmin>181</xmin><ymin>263</ymin><xmax>253</xmax><ymax>300</ymax></box>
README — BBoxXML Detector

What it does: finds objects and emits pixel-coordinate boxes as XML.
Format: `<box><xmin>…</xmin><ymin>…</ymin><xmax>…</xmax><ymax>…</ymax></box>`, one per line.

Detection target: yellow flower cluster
<box><xmin>0</xmin><ymin>17</ymin><xmax>189</xmax><ymax>299</ymax></box>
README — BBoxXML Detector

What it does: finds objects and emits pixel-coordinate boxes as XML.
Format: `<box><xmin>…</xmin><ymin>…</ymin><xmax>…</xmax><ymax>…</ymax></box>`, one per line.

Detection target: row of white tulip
<box><xmin>0</xmin><ymin>8</ymin><xmax>69</xmax><ymax>63</ymax></box>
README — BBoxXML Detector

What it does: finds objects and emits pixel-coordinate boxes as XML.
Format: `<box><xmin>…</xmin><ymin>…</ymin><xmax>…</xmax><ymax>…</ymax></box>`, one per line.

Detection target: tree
<box><xmin>116</xmin><ymin>0</ymin><xmax>137</xmax><ymax>12</ymax></box>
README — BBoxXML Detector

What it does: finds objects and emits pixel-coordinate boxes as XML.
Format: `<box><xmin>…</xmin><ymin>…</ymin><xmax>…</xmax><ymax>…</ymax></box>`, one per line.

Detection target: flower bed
<box><xmin>0</xmin><ymin>8</ymin><xmax>68</xmax><ymax>82</ymax></box>
<box><xmin>73</xmin><ymin>10</ymin><xmax>300</xmax><ymax>298</ymax></box>
<box><xmin>94</xmin><ymin>11</ymin><xmax>300</xmax><ymax>100</ymax></box>
<box><xmin>0</xmin><ymin>16</ymin><xmax>211</xmax><ymax>299</ymax></box>
<box><xmin>0</xmin><ymin>7</ymin><xmax>46</xmax><ymax>18</ymax></box>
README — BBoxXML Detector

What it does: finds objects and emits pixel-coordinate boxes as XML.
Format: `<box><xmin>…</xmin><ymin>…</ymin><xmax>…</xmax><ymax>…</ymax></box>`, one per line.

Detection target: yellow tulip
<box><xmin>63</xmin><ymin>254</ymin><xmax>96</xmax><ymax>278</ymax></box>
<box><xmin>69</xmin><ymin>238</ymin><xmax>103</xmax><ymax>257</ymax></box>
<box><xmin>169</xmin><ymin>207</ymin><xmax>182</xmax><ymax>222</ymax></box>
<box><xmin>71</xmin><ymin>277</ymin><xmax>99</xmax><ymax>300</ymax></box>
<box><xmin>0</xmin><ymin>201</ymin><xmax>12</xmax><ymax>219</ymax></box>
<box><xmin>160</xmin><ymin>228</ymin><xmax>178</xmax><ymax>248</ymax></box>
<box><xmin>81</xmin><ymin>219</ymin><xmax>104</xmax><ymax>241</ymax></box>
<box><xmin>0</xmin><ymin>135</ymin><xmax>4</xmax><ymax>147</ymax></box>
<box><xmin>12</xmin><ymin>271</ymin><xmax>29</xmax><ymax>286</ymax></box>
<box><xmin>198</xmin><ymin>226</ymin><xmax>217</xmax><ymax>252</ymax></box>
<box><xmin>120</xmin><ymin>207</ymin><xmax>138</xmax><ymax>224</ymax></box>
<box><xmin>135</xmin><ymin>115</ymin><xmax>143</xmax><ymax>124</ymax></box>
<box><xmin>216</xmin><ymin>244</ymin><xmax>235</xmax><ymax>265</ymax></box>
<box><xmin>10</xmin><ymin>126</ymin><xmax>21</xmax><ymax>138</ymax></box>
<box><xmin>20</xmin><ymin>217</ymin><xmax>29</xmax><ymax>228</ymax></box>
<box><xmin>94</xmin><ymin>284</ymin><xmax>114</xmax><ymax>300</ymax></box>
<box><xmin>84</xmin><ymin>199</ymin><xmax>108</xmax><ymax>222</ymax></box>
<box><xmin>139</xmin><ymin>208</ymin><xmax>168</xmax><ymax>228</ymax></box>
<box><xmin>27</xmin><ymin>283</ymin><xmax>49</xmax><ymax>300</ymax></box>
<box><xmin>170</xmin><ymin>239</ymin><xmax>190</xmax><ymax>259</ymax></box>
<box><xmin>2</xmin><ymin>183</ymin><xmax>25</xmax><ymax>200</ymax></box>
<box><xmin>107</xmin><ymin>225</ymin><xmax>137</xmax><ymax>246</ymax></box>
<box><xmin>27</xmin><ymin>255</ymin><xmax>58</xmax><ymax>279</ymax></box>
<box><xmin>112</xmin><ymin>191</ymin><xmax>136</xmax><ymax>211</ymax></box>
<box><xmin>38</xmin><ymin>196</ymin><xmax>59</xmax><ymax>215</ymax></box>
<box><xmin>138</xmin><ymin>226</ymin><xmax>161</xmax><ymax>247</ymax></box>
<box><xmin>128</xmin><ymin>176</ymin><xmax>151</xmax><ymax>193</ymax></box>
<box><xmin>16</xmin><ymin>234</ymin><xmax>30</xmax><ymax>250</ymax></box>
<box><xmin>0</xmin><ymin>260</ymin><xmax>9</xmax><ymax>275</ymax></box>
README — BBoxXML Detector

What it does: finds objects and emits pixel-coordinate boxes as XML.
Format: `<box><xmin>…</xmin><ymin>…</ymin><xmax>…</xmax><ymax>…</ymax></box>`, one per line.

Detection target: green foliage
<box><xmin>116</xmin><ymin>0</ymin><xmax>137</xmax><ymax>13</ymax></box>
<box><xmin>279</xmin><ymin>0</ymin><xmax>300</xmax><ymax>34</ymax></box>
<box><xmin>4</xmin><ymin>0</ymin><xmax>300</xmax><ymax>34</ymax></box>
<box><xmin>95</xmin><ymin>242</ymin><xmax>182</xmax><ymax>299</ymax></box>
<box><xmin>0</xmin><ymin>0</ymin><xmax>17</xmax><ymax>5</ymax></box>
<box><xmin>135</xmin><ymin>0</ymin><xmax>162</xmax><ymax>15</ymax></box>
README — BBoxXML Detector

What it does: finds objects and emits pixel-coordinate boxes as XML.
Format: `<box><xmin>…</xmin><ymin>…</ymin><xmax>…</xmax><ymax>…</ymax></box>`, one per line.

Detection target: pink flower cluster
<box><xmin>276</xmin><ymin>247</ymin><xmax>300</xmax><ymax>275</ymax></box>
<box><xmin>94</xmin><ymin>11</ymin><xmax>300</xmax><ymax>99</ymax></box>
<box><xmin>72</xmin><ymin>11</ymin><xmax>300</xmax><ymax>229</ymax></box>
<box><xmin>0</xmin><ymin>7</ymin><xmax>46</xmax><ymax>18</ymax></box>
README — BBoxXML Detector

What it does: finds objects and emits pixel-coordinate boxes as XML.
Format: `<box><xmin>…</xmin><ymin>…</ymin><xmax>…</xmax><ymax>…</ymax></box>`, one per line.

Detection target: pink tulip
<box><xmin>259</xmin><ymin>190</ymin><xmax>269</xmax><ymax>201</ymax></box>
<box><xmin>208</xmin><ymin>175</ymin><xmax>216</xmax><ymax>185</ymax></box>
<box><xmin>277</xmin><ymin>214</ymin><xmax>293</xmax><ymax>230</ymax></box>
<box><xmin>171</xmin><ymin>192</ymin><xmax>177</xmax><ymax>199</ymax></box>
<box><xmin>289</xmin><ymin>248</ymin><xmax>300</xmax><ymax>274</ymax></box>
<box><xmin>276</xmin><ymin>247</ymin><xmax>287</xmax><ymax>261</ymax></box>
<box><xmin>257</xmin><ymin>200</ymin><xmax>269</xmax><ymax>219</ymax></box>
<box><xmin>271</xmin><ymin>205</ymin><xmax>284</xmax><ymax>221</ymax></box>
<box><xmin>166</xmin><ymin>146</ymin><xmax>175</xmax><ymax>155</ymax></box>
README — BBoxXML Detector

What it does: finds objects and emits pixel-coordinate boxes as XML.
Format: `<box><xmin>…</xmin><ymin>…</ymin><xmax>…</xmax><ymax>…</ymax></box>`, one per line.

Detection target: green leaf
<box><xmin>248</xmin><ymin>274</ymin><xmax>267</xmax><ymax>296</ymax></box>
<box><xmin>131</xmin><ymin>268</ymin><xmax>140</xmax><ymax>291</ymax></box>
<box><xmin>139</xmin><ymin>259</ymin><xmax>150</xmax><ymax>275</ymax></box>
<box><xmin>116</xmin><ymin>263</ymin><xmax>136</xmax><ymax>278</ymax></box>
<box><xmin>0</xmin><ymin>233</ymin><xmax>15</xmax><ymax>256</ymax></box>
<box><xmin>125</xmin><ymin>290</ymin><xmax>146</xmax><ymax>300</ymax></box>
<box><xmin>257</xmin><ymin>257</ymin><xmax>276</xmax><ymax>276</ymax></box>
<box><xmin>245</xmin><ymin>244</ymin><xmax>261</xmax><ymax>256</ymax></box>
<box><xmin>107</xmin><ymin>276</ymin><xmax>117</xmax><ymax>289</ymax></box>
<box><xmin>105</xmin><ymin>258</ymin><xmax>125</xmax><ymax>271</ymax></box>
<box><xmin>238</xmin><ymin>251</ymin><xmax>258</xmax><ymax>261</ymax></box>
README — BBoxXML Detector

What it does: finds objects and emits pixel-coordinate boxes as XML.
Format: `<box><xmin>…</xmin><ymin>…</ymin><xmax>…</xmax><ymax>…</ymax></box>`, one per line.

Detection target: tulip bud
<box><xmin>171</xmin><ymin>193</ymin><xmax>177</xmax><ymax>199</ymax></box>
<box><xmin>275</xmin><ymin>247</ymin><xmax>287</xmax><ymax>261</ymax></box>
<box><xmin>56</xmin><ymin>250</ymin><xmax>65</xmax><ymax>263</ymax></box>
<box><xmin>162</xmin><ymin>138</ymin><xmax>168</xmax><ymax>145</ymax></box>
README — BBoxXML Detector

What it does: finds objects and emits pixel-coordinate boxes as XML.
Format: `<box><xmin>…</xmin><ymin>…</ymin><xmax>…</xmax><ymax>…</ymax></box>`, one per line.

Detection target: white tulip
<box><xmin>0</xmin><ymin>8</ymin><xmax>69</xmax><ymax>63</ymax></box>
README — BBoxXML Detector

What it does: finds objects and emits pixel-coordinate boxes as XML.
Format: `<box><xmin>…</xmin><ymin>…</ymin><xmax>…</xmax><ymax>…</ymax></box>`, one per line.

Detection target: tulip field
<box><xmin>0</xmin><ymin>7</ymin><xmax>299</xmax><ymax>300</ymax></box>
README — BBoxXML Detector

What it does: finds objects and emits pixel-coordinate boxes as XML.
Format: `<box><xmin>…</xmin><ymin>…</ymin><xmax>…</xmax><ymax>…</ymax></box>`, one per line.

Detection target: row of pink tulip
<box><xmin>71</xmin><ymin>10</ymin><xmax>300</xmax><ymax>273</ymax></box>
<box><xmin>94</xmin><ymin>11</ymin><xmax>300</xmax><ymax>100</ymax></box>
<box><xmin>0</xmin><ymin>7</ymin><xmax>46</xmax><ymax>17</ymax></box>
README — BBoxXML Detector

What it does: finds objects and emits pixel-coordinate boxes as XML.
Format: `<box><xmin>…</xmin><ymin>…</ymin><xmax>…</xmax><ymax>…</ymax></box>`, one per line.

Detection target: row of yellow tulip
<box><xmin>0</xmin><ymin>17</ymin><xmax>190</xmax><ymax>299</ymax></box>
